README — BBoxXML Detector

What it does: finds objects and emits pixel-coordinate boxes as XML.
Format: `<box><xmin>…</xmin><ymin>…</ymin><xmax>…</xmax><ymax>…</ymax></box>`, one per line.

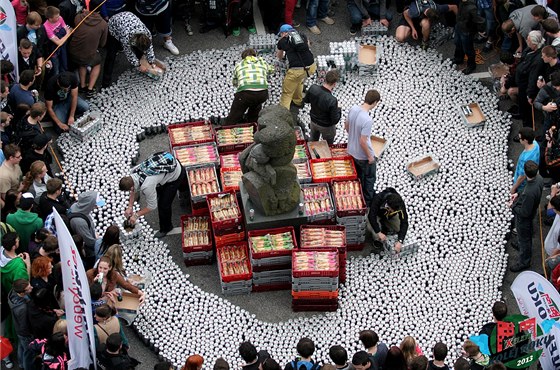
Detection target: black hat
<box><xmin>33</xmin><ymin>134</ymin><xmax>51</xmax><ymax>148</ymax></box>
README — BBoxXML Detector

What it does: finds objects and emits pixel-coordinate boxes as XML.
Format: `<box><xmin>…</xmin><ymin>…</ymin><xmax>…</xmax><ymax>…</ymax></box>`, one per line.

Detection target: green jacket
<box><xmin>233</xmin><ymin>56</ymin><xmax>274</xmax><ymax>92</ymax></box>
<box><xmin>6</xmin><ymin>209</ymin><xmax>43</xmax><ymax>252</ymax></box>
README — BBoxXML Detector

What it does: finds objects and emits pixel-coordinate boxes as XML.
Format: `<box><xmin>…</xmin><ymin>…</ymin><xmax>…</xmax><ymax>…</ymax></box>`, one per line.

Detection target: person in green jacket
<box><xmin>6</xmin><ymin>192</ymin><xmax>43</xmax><ymax>253</ymax></box>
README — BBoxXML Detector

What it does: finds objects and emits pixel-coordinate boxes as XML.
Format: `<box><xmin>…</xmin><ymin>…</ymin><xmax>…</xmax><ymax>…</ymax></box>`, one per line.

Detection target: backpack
<box><xmin>133</xmin><ymin>151</ymin><xmax>177</xmax><ymax>186</ymax></box>
<box><xmin>290</xmin><ymin>358</ymin><xmax>322</xmax><ymax>370</ymax></box>
<box><xmin>68</xmin><ymin>212</ymin><xmax>92</xmax><ymax>233</ymax></box>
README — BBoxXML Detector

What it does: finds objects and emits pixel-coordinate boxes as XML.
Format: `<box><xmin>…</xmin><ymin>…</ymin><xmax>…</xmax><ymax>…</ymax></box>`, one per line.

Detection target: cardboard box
<box><xmin>358</xmin><ymin>45</ymin><xmax>377</xmax><ymax>65</ymax></box>
<box><xmin>370</xmin><ymin>135</ymin><xmax>389</xmax><ymax>158</ymax></box>
<box><xmin>307</xmin><ymin>141</ymin><xmax>331</xmax><ymax>159</ymax></box>
<box><xmin>406</xmin><ymin>155</ymin><xmax>441</xmax><ymax>179</ymax></box>
<box><xmin>115</xmin><ymin>292</ymin><xmax>141</xmax><ymax>325</ymax></box>
<box><xmin>458</xmin><ymin>103</ymin><xmax>486</xmax><ymax>128</ymax></box>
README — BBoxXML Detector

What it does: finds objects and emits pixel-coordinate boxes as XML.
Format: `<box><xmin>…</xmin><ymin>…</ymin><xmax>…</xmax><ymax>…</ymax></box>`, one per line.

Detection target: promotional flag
<box><xmin>0</xmin><ymin>0</ymin><xmax>19</xmax><ymax>82</ymax></box>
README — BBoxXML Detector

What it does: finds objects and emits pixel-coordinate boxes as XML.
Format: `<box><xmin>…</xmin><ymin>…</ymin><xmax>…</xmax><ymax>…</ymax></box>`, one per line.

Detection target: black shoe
<box><xmin>154</xmin><ymin>229</ymin><xmax>172</xmax><ymax>238</ymax></box>
<box><xmin>350</xmin><ymin>24</ymin><xmax>360</xmax><ymax>35</ymax></box>
<box><xmin>483</xmin><ymin>42</ymin><xmax>493</xmax><ymax>53</ymax></box>
<box><xmin>463</xmin><ymin>65</ymin><xmax>475</xmax><ymax>75</ymax></box>
<box><xmin>79</xmin><ymin>86</ymin><xmax>88</xmax><ymax>94</ymax></box>
<box><xmin>86</xmin><ymin>89</ymin><xmax>96</xmax><ymax>100</ymax></box>
<box><xmin>510</xmin><ymin>263</ymin><xmax>530</xmax><ymax>272</ymax></box>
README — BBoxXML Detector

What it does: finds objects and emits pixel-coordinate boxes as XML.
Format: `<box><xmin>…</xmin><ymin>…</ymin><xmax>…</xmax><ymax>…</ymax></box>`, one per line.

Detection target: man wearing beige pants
<box><xmin>276</xmin><ymin>24</ymin><xmax>317</xmax><ymax>110</ymax></box>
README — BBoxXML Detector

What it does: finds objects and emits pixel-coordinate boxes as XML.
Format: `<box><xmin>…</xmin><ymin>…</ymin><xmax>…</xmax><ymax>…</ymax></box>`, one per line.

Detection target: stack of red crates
<box><xmin>216</xmin><ymin>241</ymin><xmax>252</xmax><ymax>295</ymax></box>
<box><xmin>291</xmin><ymin>249</ymin><xmax>339</xmax><ymax>312</ymax></box>
<box><xmin>248</xmin><ymin>227</ymin><xmax>297</xmax><ymax>292</ymax></box>
<box><xmin>331</xmin><ymin>180</ymin><xmax>367</xmax><ymax>251</ymax></box>
<box><xmin>219</xmin><ymin>152</ymin><xmax>243</xmax><ymax>193</ymax></box>
<box><xmin>207</xmin><ymin>191</ymin><xmax>245</xmax><ymax>247</ymax></box>
<box><xmin>181</xmin><ymin>215</ymin><xmax>213</xmax><ymax>266</ymax></box>
<box><xmin>300</xmin><ymin>225</ymin><xmax>347</xmax><ymax>283</ymax></box>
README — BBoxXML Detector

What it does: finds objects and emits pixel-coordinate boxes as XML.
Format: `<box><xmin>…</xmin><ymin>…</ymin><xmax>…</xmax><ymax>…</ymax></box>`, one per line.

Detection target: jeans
<box><xmin>156</xmin><ymin>166</ymin><xmax>186</xmax><ymax>232</ymax></box>
<box><xmin>478</xmin><ymin>6</ymin><xmax>495</xmax><ymax>37</ymax></box>
<box><xmin>53</xmin><ymin>96</ymin><xmax>89</xmax><ymax>131</ymax></box>
<box><xmin>309</xmin><ymin>121</ymin><xmax>336</xmax><ymax>144</ymax></box>
<box><xmin>353</xmin><ymin>158</ymin><xmax>376</xmax><ymax>204</ymax></box>
<box><xmin>454</xmin><ymin>28</ymin><xmax>475</xmax><ymax>68</ymax></box>
<box><xmin>515</xmin><ymin>216</ymin><xmax>533</xmax><ymax>267</ymax></box>
<box><xmin>306</xmin><ymin>0</ymin><xmax>329</xmax><ymax>26</ymax></box>
<box><xmin>279</xmin><ymin>64</ymin><xmax>317</xmax><ymax>109</ymax></box>
<box><xmin>138</xmin><ymin>4</ymin><xmax>173</xmax><ymax>37</ymax></box>
<box><xmin>17</xmin><ymin>335</ymin><xmax>34</xmax><ymax>370</ymax></box>
<box><xmin>225</xmin><ymin>90</ymin><xmax>269</xmax><ymax>125</ymax></box>
<box><xmin>347</xmin><ymin>0</ymin><xmax>393</xmax><ymax>26</ymax></box>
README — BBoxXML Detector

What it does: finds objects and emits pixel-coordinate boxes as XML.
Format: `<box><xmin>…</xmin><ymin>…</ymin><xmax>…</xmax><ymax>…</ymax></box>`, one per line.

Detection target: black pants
<box><xmin>102</xmin><ymin>34</ymin><xmax>121</xmax><ymax>87</ymax></box>
<box><xmin>225</xmin><ymin>89</ymin><xmax>269</xmax><ymax>125</ymax></box>
<box><xmin>156</xmin><ymin>166</ymin><xmax>186</xmax><ymax>232</ymax></box>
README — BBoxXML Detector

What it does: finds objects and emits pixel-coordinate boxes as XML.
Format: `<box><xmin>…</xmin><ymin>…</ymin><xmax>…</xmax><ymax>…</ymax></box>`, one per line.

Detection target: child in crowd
<box><xmin>43</xmin><ymin>6</ymin><xmax>70</xmax><ymax>74</ymax></box>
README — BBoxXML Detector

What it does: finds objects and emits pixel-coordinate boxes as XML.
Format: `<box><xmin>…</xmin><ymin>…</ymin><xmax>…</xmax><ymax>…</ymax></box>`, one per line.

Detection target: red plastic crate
<box><xmin>309</xmin><ymin>219</ymin><xmax>336</xmax><ymax>225</ymax></box>
<box><xmin>191</xmin><ymin>199</ymin><xmax>209</xmax><ymax>216</ymax></box>
<box><xmin>168</xmin><ymin>121</ymin><xmax>214</xmax><ymax>148</ymax></box>
<box><xmin>184</xmin><ymin>257</ymin><xmax>213</xmax><ymax>267</ymax></box>
<box><xmin>331</xmin><ymin>180</ymin><xmax>367</xmax><ymax>217</ymax></box>
<box><xmin>214</xmin><ymin>230</ymin><xmax>246</xmax><ymax>247</ymax></box>
<box><xmin>207</xmin><ymin>191</ymin><xmax>243</xmax><ymax>230</ymax></box>
<box><xmin>216</xmin><ymin>241</ymin><xmax>252</xmax><ymax>282</ymax></box>
<box><xmin>292</xmin><ymin>249</ymin><xmax>339</xmax><ymax>278</ymax></box>
<box><xmin>248</xmin><ymin>226</ymin><xmax>297</xmax><ymax>260</ymax></box>
<box><xmin>292</xmin><ymin>290</ymin><xmax>339</xmax><ymax>300</ymax></box>
<box><xmin>173</xmin><ymin>142</ymin><xmax>219</xmax><ymax>168</ymax></box>
<box><xmin>329</xmin><ymin>143</ymin><xmax>348</xmax><ymax>158</ymax></box>
<box><xmin>347</xmin><ymin>243</ymin><xmax>365</xmax><ymax>251</ymax></box>
<box><xmin>293</xmin><ymin>144</ymin><xmax>310</xmax><ymax>163</ymax></box>
<box><xmin>181</xmin><ymin>215</ymin><xmax>212</xmax><ymax>253</ymax></box>
<box><xmin>220</xmin><ymin>152</ymin><xmax>241</xmax><ymax>169</ymax></box>
<box><xmin>220</xmin><ymin>167</ymin><xmax>243</xmax><ymax>192</ymax></box>
<box><xmin>252</xmin><ymin>282</ymin><xmax>292</xmax><ymax>292</ymax></box>
<box><xmin>294</xmin><ymin>126</ymin><xmax>305</xmax><ymax>144</ymax></box>
<box><xmin>300</xmin><ymin>225</ymin><xmax>347</xmax><ymax>253</ymax></box>
<box><xmin>310</xmin><ymin>156</ymin><xmax>357</xmax><ymax>183</ymax></box>
<box><xmin>292</xmin><ymin>303</ymin><xmax>338</xmax><ymax>312</ymax></box>
<box><xmin>215</xmin><ymin>123</ymin><xmax>257</xmax><ymax>153</ymax></box>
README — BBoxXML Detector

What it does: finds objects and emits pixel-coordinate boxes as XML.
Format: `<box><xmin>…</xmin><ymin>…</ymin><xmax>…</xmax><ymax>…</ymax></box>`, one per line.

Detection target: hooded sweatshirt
<box><xmin>8</xmin><ymin>289</ymin><xmax>32</xmax><ymax>337</ymax></box>
<box><xmin>69</xmin><ymin>191</ymin><xmax>98</xmax><ymax>253</ymax></box>
<box><xmin>68</xmin><ymin>11</ymin><xmax>108</xmax><ymax>63</ymax></box>
<box><xmin>6</xmin><ymin>209</ymin><xmax>44</xmax><ymax>252</ymax></box>
<box><xmin>0</xmin><ymin>248</ymin><xmax>29</xmax><ymax>294</ymax></box>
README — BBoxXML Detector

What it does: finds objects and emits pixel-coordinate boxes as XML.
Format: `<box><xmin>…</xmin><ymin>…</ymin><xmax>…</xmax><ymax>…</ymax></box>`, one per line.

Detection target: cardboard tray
<box><xmin>458</xmin><ymin>103</ymin><xmax>486</xmax><ymax>128</ymax></box>
<box><xmin>370</xmin><ymin>135</ymin><xmax>389</xmax><ymax>158</ymax></box>
<box><xmin>358</xmin><ymin>45</ymin><xmax>378</xmax><ymax>65</ymax></box>
<box><xmin>115</xmin><ymin>292</ymin><xmax>141</xmax><ymax>325</ymax></box>
<box><xmin>307</xmin><ymin>140</ymin><xmax>332</xmax><ymax>159</ymax></box>
<box><xmin>406</xmin><ymin>155</ymin><xmax>441</xmax><ymax>179</ymax></box>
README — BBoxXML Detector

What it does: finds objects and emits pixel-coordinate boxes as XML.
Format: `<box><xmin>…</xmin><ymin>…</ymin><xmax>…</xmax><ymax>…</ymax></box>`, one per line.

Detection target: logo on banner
<box><xmin>0</xmin><ymin>6</ymin><xmax>10</xmax><ymax>30</ymax></box>
<box><xmin>487</xmin><ymin>314</ymin><xmax>543</xmax><ymax>368</ymax></box>
<box><xmin>533</xmin><ymin>284</ymin><xmax>560</xmax><ymax>319</ymax></box>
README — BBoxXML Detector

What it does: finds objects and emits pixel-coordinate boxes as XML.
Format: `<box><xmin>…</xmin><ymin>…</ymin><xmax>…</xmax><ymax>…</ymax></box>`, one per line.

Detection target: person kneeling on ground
<box><xmin>368</xmin><ymin>188</ymin><xmax>409</xmax><ymax>253</ymax></box>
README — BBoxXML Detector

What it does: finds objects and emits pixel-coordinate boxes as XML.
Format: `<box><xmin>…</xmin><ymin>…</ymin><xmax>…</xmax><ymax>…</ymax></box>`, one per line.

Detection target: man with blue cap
<box><xmin>276</xmin><ymin>24</ymin><xmax>317</xmax><ymax>112</ymax></box>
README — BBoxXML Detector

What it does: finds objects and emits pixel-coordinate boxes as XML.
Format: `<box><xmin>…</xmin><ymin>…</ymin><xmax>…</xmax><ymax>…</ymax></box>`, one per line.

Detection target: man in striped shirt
<box><xmin>224</xmin><ymin>48</ymin><xmax>275</xmax><ymax>126</ymax></box>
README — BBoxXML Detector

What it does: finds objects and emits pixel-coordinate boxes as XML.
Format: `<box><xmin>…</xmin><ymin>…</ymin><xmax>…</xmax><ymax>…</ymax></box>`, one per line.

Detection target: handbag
<box><xmin>0</xmin><ymin>336</ymin><xmax>13</xmax><ymax>359</ymax></box>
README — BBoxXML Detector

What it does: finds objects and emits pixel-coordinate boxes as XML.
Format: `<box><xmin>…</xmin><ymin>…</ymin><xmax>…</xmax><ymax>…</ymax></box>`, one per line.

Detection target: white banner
<box><xmin>511</xmin><ymin>271</ymin><xmax>560</xmax><ymax>370</ymax></box>
<box><xmin>53</xmin><ymin>208</ymin><xmax>96</xmax><ymax>369</ymax></box>
<box><xmin>0</xmin><ymin>0</ymin><xmax>19</xmax><ymax>82</ymax></box>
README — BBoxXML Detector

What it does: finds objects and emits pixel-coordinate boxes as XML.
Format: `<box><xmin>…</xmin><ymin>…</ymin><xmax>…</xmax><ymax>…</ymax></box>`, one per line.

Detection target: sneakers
<box><xmin>248</xmin><ymin>25</ymin><xmax>256</xmax><ymax>34</ymax></box>
<box><xmin>421</xmin><ymin>40</ymin><xmax>429</xmax><ymax>50</ymax></box>
<box><xmin>350</xmin><ymin>24</ymin><xmax>360</xmax><ymax>35</ymax></box>
<box><xmin>185</xmin><ymin>22</ymin><xmax>193</xmax><ymax>36</ymax></box>
<box><xmin>163</xmin><ymin>39</ymin><xmax>179</xmax><ymax>55</ymax></box>
<box><xmin>320</xmin><ymin>16</ymin><xmax>335</xmax><ymax>25</ymax></box>
<box><xmin>292</xmin><ymin>21</ymin><xmax>301</xmax><ymax>28</ymax></box>
<box><xmin>474</xmin><ymin>32</ymin><xmax>488</xmax><ymax>43</ymax></box>
<box><xmin>232</xmin><ymin>27</ymin><xmax>241</xmax><ymax>36</ymax></box>
<box><xmin>3</xmin><ymin>358</ymin><xmax>13</xmax><ymax>369</ymax></box>
<box><xmin>154</xmin><ymin>229</ymin><xmax>171</xmax><ymax>238</ymax></box>
<box><xmin>79</xmin><ymin>86</ymin><xmax>88</xmax><ymax>94</ymax></box>
<box><xmin>483</xmin><ymin>41</ymin><xmax>493</xmax><ymax>52</ymax></box>
<box><xmin>308</xmin><ymin>25</ymin><xmax>321</xmax><ymax>35</ymax></box>
<box><xmin>86</xmin><ymin>88</ymin><xmax>96</xmax><ymax>100</ymax></box>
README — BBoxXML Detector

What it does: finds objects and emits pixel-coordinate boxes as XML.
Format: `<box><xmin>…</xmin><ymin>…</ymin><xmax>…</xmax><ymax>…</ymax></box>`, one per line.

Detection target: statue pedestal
<box><xmin>240</xmin><ymin>183</ymin><xmax>308</xmax><ymax>232</ymax></box>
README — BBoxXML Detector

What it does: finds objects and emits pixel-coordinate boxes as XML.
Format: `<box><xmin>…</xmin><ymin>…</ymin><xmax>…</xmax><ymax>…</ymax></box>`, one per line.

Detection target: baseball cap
<box><xmin>96</xmin><ymin>193</ymin><xmax>106</xmax><ymax>207</ymax></box>
<box><xmin>278</xmin><ymin>24</ymin><xmax>294</xmax><ymax>36</ymax></box>
<box><xmin>20</xmin><ymin>192</ymin><xmax>34</xmax><ymax>210</ymax></box>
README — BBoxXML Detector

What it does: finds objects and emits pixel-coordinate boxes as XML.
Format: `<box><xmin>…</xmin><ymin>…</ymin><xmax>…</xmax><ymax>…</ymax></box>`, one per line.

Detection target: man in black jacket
<box><xmin>368</xmin><ymin>188</ymin><xmax>409</xmax><ymax>253</ymax></box>
<box><xmin>303</xmin><ymin>69</ymin><xmax>341</xmax><ymax>144</ymax></box>
<box><xmin>97</xmin><ymin>333</ymin><xmax>140</xmax><ymax>370</ymax></box>
<box><xmin>453</xmin><ymin>0</ymin><xmax>480</xmax><ymax>75</ymax></box>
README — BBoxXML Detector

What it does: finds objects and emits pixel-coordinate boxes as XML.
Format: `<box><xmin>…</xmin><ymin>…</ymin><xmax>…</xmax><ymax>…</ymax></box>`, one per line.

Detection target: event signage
<box><xmin>0</xmin><ymin>0</ymin><xmax>18</xmax><ymax>82</ymax></box>
<box><xmin>53</xmin><ymin>208</ymin><xmax>97</xmax><ymax>369</ymax></box>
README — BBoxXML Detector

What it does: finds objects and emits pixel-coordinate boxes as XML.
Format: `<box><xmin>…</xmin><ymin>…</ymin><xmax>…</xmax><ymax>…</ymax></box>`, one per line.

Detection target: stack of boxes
<box><xmin>207</xmin><ymin>191</ymin><xmax>245</xmax><ymax>248</ymax></box>
<box><xmin>181</xmin><ymin>215</ymin><xmax>213</xmax><ymax>265</ymax></box>
<box><xmin>332</xmin><ymin>180</ymin><xmax>367</xmax><ymax>251</ymax></box>
<box><xmin>300</xmin><ymin>183</ymin><xmax>336</xmax><ymax>224</ymax></box>
<box><xmin>216</xmin><ymin>241</ymin><xmax>252</xmax><ymax>295</ymax></box>
<box><xmin>300</xmin><ymin>225</ymin><xmax>347</xmax><ymax>283</ymax></box>
<box><xmin>249</xmin><ymin>34</ymin><xmax>277</xmax><ymax>53</ymax></box>
<box><xmin>316</xmin><ymin>55</ymin><xmax>347</xmax><ymax>84</ymax></box>
<box><xmin>361</xmin><ymin>21</ymin><xmax>389</xmax><ymax>36</ymax></box>
<box><xmin>291</xmin><ymin>250</ymin><xmax>339</xmax><ymax>312</ymax></box>
<box><xmin>248</xmin><ymin>227</ymin><xmax>297</xmax><ymax>291</ymax></box>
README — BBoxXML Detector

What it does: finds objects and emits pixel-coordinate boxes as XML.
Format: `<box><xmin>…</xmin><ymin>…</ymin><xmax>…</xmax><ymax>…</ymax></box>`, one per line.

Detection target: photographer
<box><xmin>533</xmin><ymin>72</ymin><xmax>560</xmax><ymax>135</ymax></box>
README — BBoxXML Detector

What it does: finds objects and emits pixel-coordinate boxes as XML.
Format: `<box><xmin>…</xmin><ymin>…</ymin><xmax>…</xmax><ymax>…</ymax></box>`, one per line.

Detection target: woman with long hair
<box><xmin>1</xmin><ymin>189</ymin><xmax>20</xmax><ymax>222</ymax></box>
<box><xmin>384</xmin><ymin>346</ymin><xmax>407</xmax><ymax>370</ymax></box>
<box><xmin>21</xmin><ymin>160</ymin><xmax>50</xmax><ymax>202</ymax></box>
<box><xmin>30</xmin><ymin>256</ymin><xmax>59</xmax><ymax>309</ymax></box>
<box><xmin>86</xmin><ymin>256</ymin><xmax>145</xmax><ymax>303</ymax></box>
<box><xmin>96</xmin><ymin>224</ymin><xmax>120</xmax><ymax>259</ymax></box>
<box><xmin>182</xmin><ymin>354</ymin><xmax>204</xmax><ymax>370</ymax></box>
<box><xmin>400</xmin><ymin>336</ymin><xmax>423</xmax><ymax>367</ymax></box>
<box><xmin>104</xmin><ymin>244</ymin><xmax>126</xmax><ymax>276</ymax></box>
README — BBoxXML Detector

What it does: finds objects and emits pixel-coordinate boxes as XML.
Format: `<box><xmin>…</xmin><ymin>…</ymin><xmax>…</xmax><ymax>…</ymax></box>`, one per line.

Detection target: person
<box><xmin>400</xmin><ymin>336</ymin><xmax>423</xmax><ymax>367</ymax></box>
<box><xmin>86</xmin><ymin>256</ymin><xmax>145</xmax><ymax>303</ymax></box>
<box><xmin>302</xmin><ymin>69</ymin><xmax>341</xmax><ymax>144</ymax></box>
<box><xmin>8</xmin><ymin>279</ymin><xmax>34</xmax><ymax>370</ymax></box>
<box><xmin>27</xmin><ymin>227</ymin><xmax>49</xmax><ymax>258</ymax></box>
<box><xmin>67</xmin><ymin>0</ymin><xmax>108</xmax><ymax>100</ymax></box>
<box><xmin>21</xmin><ymin>133</ymin><xmax>53</xmax><ymax>176</ymax></box>
<box><xmin>16</xmin><ymin>102</ymin><xmax>47</xmax><ymax>154</ymax></box>
<box><xmin>501</xmin><ymin>5</ymin><xmax>539</xmax><ymax>54</ymax></box>
<box><xmin>239</xmin><ymin>341</ymin><xmax>270</xmax><ymax>370</ymax></box>
<box><xmin>2</xmin><ymin>190</ymin><xmax>20</xmax><ymax>223</ymax></box>
<box><xmin>510</xmin><ymin>160</ymin><xmax>544</xmax><ymax>271</ymax></box>
<box><xmin>0</xmin><ymin>81</ymin><xmax>10</xmax><ymax>113</ymax></box>
<box><xmin>329</xmin><ymin>345</ymin><xmax>354</xmax><ymax>370</ymax></box>
<box><xmin>462</xmin><ymin>340</ymin><xmax>489</xmax><ymax>370</ymax></box>
<box><xmin>7</xmin><ymin>70</ymin><xmax>36</xmax><ymax>111</ymax></box>
<box><xmin>30</xmin><ymin>234</ymin><xmax>59</xmax><ymax>261</ymax></box>
<box><xmin>103</xmin><ymin>11</ymin><xmax>165</xmax><ymax>87</ymax></box>
<box><xmin>134</xmin><ymin>0</ymin><xmax>179</xmax><ymax>56</ymax></box>
<box><xmin>17</xmin><ymin>12</ymin><xmax>47</xmax><ymax>51</ymax></box>
<box><xmin>97</xmin><ymin>332</ymin><xmax>140</xmax><ymax>369</ymax></box>
<box><xmin>305</xmin><ymin>0</ymin><xmax>334</xmax><ymax>35</ymax></box>
<box><xmin>538</xmin><ymin>46</ymin><xmax>560</xmax><ymax>84</ymax></box>
<box><xmin>452</xmin><ymin>358</ymin><xmax>469</xmax><ymax>370</ymax></box>
<box><xmin>69</xmin><ymin>191</ymin><xmax>105</xmax><ymax>266</ymax></box>
<box><xmin>276</xmin><ymin>25</ymin><xmax>317</xmax><ymax>111</ymax></box>
<box><xmin>43</xmin><ymin>6</ymin><xmax>71</xmax><ymax>74</ymax></box>
<box><xmin>368</xmin><ymin>188</ymin><xmax>409</xmax><ymax>253</ymax></box>
<box><xmin>347</xmin><ymin>0</ymin><xmax>392</xmax><ymax>35</ymax></box>
<box><xmin>7</xmin><ymin>192</ymin><xmax>44</xmax><ymax>252</ymax></box>
<box><xmin>35</xmin><ymin>332</ymin><xmax>68</xmax><ymax>369</ymax></box>
<box><xmin>428</xmin><ymin>342</ymin><xmax>449</xmax><ymax>370</ymax></box>
<box><xmin>453</xmin><ymin>0</ymin><xmax>480</xmax><ymax>75</ymax></box>
<box><xmin>533</xmin><ymin>72</ymin><xmax>560</xmax><ymax>139</ymax></box>
<box><xmin>94</xmin><ymin>304</ymin><xmax>128</xmax><ymax>349</ymax></box>
<box><xmin>44</xmin><ymin>71</ymin><xmax>90</xmax><ymax>133</ymax></box>
<box><xmin>478</xmin><ymin>301</ymin><xmax>508</xmax><ymax>337</ymax></box>
<box><xmin>21</xmin><ymin>160</ymin><xmax>50</xmax><ymax>202</ymax></box>
<box><xmin>0</xmin><ymin>144</ymin><xmax>23</xmax><ymax>207</ymax></box>
<box><xmin>542</xmin><ymin>18</ymin><xmax>560</xmax><ymax>53</ymax></box>
<box><xmin>38</xmin><ymin>178</ymin><xmax>71</xmax><ymax>221</ymax></box>
<box><xmin>284</xmin><ymin>338</ymin><xmax>321</xmax><ymax>370</ymax></box>
<box><xmin>395</xmin><ymin>0</ymin><xmax>457</xmax><ymax>50</ymax></box>
<box><xmin>182</xmin><ymin>354</ymin><xmax>204</xmax><ymax>370</ymax></box>
<box><xmin>119</xmin><ymin>151</ymin><xmax>186</xmax><ymax>238</ymax></box>
<box><xmin>224</xmin><ymin>48</ymin><xmax>275</xmax><ymax>126</ymax></box>
<box><xmin>30</xmin><ymin>255</ymin><xmax>58</xmax><ymax>308</ymax></box>
<box><xmin>97</xmin><ymin>224</ymin><xmax>121</xmax><ymax>259</ymax></box>
<box><xmin>350</xmin><ymin>351</ymin><xmax>374</xmax><ymax>370</ymax></box>
<box><xmin>17</xmin><ymin>37</ymin><xmax>45</xmax><ymax>84</ymax></box>
<box><xmin>511</xmin><ymin>127</ymin><xmax>540</xmax><ymax>194</ymax></box>
<box><xmin>383</xmin><ymin>346</ymin><xmax>407</xmax><ymax>370</ymax></box>
<box><xmin>345</xmin><ymin>89</ymin><xmax>380</xmax><ymax>204</ymax></box>
<box><xmin>359</xmin><ymin>330</ymin><xmax>388</xmax><ymax>370</ymax></box>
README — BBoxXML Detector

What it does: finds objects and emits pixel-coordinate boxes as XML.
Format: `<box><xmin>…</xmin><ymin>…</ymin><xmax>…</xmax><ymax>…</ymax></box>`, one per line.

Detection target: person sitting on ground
<box><xmin>7</xmin><ymin>192</ymin><xmax>43</xmax><ymax>252</ymax></box>
<box><xmin>395</xmin><ymin>0</ymin><xmax>458</xmax><ymax>50</ymax></box>
<box><xmin>96</xmin><ymin>224</ymin><xmax>121</xmax><ymax>259</ymax></box>
<box><xmin>21</xmin><ymin>160</ymin><xmax>50</xmax><ymax>202</ymax></box>
<box><xmin>86</xmin><ymin>256</ymin><xmax>145</xmax><ymax>303</ymax></box>
<box><xmin>44</xmin><ymin>71</ymin><xmax>89</xmax><ymax>133</ymax></box>
<box><xmin>103</xmin><ymin>244</ymin><xmax>127</xmax><ymax>278</ymax></box>
<box><xmin>428</xmin><ymin>342</ymin><xmax>449</xmax><ymax>370</ymax></box>
<box><xmin>359</xmin><ymin>330</ymin><xmax>388</xmax><ymax>370</ymax></box>
<box><xmin>329</xmin><ymin>345</ymin><xmax>354</xmax><ymax>370</ymax></box>
<box><xmin>347</xmin><ymin>0</ymin><xmax>392</xmax><ymax>36</ymax></box>
<box><xmin>284</xmin><ymin>337</ymin><xmax>320</xmax><ymax>370</ymax></box>
<box><xmin>368</xmin><ymin>188</ymin><xmax>409</xmax><ymax>253</ymax></box>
